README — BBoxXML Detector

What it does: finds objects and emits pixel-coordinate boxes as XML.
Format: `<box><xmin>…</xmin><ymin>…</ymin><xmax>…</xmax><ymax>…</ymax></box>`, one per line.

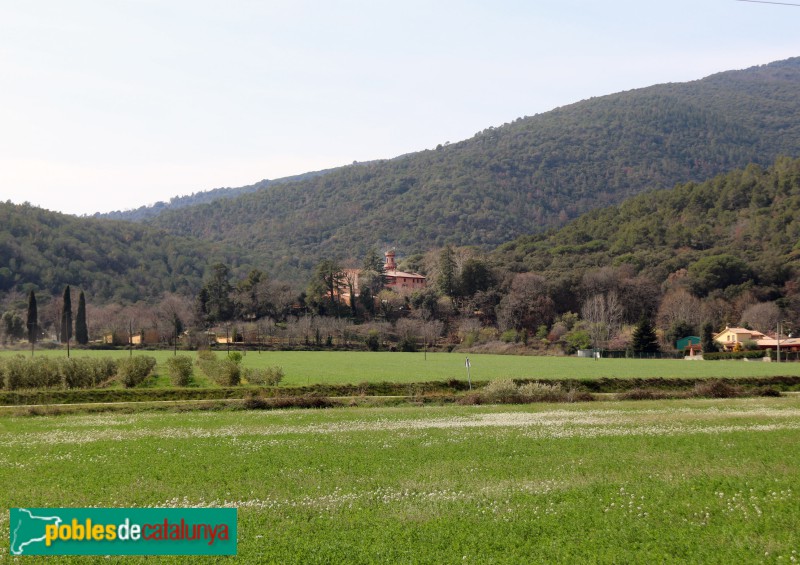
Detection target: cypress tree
<box><xmin>701</xmin><ymin>322</ymin><xmax>719</xmax><ymax>354</ymax></box>
<box><xmin>60</xmin><ymin>285</ymin><xmax>72</xmax><ymax>344</ymax></box>
<box><xmin>437</xmin><ymin>245</ymin><xmax>457</xmax><ymax>298</ymax></box>
<box><xmin>26</xmin><ymin>290</ymin><xmax>38</xmax><ymax>344</ymax></box>
<box><xmin>75</xmin><ymin>290</ymin><xmax>89</xmax><ymax>345</ymax></box>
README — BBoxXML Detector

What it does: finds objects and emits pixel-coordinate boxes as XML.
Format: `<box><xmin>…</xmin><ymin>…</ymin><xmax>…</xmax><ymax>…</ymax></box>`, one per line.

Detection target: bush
<box><xmin>244</xmin><ymin>366</ymin><xmax>284</xmax><ymax>386</ymax></box>
<box><xmin>91</xmin><ymin>358</ymin><xmax>118</xmax><ymax>382</ymax></box>
<box><xmin>227</xmin><ymin>351</ymin><xmax>243</xmax><ymax>364</ymax></box>
<box><xmin>476</xmin><ymin>379</ymin><xmax>592</xmax><ymax>404</ymax></box>
<box><xmin>693</xmin><ymin>379</ymin><xmax>742</xmax><ymax>398</ymax></box>
<box><xmin>500</xmin><ymin>330</ymin><xmax>519</xmax><ymax>343</ymax></box>
<box><xmin>117</xmin><ymin>356</ymin><xmax>157</xmax><ymax>388</ymax></box>
<box><xmin>365</xmin><ymin>332</ymin><xmax>380</xmax><ymax>351</ymax></box>
<box><xmin>3</xmin><ymin>356</ymin><xmax>61</xmax><ymax>390</ymax></box>
<box><xmin>518</xmin><ymin>381</ymin><xmax>566</xmax><ymax>402</ymax></box>
<box><xmin>755</xmin><ymin>386</ymin><xmax>782</xmax><ymax>397</ymax></box>
<box><xmin>213</xmin><ymin>359</ymin><xmax>241</xmax><ymax>386</ymax></box>
<box><xmin>165</xmin><ymin>356</ymin><xmax>194</xmax><ymax>387</ymax></box>
<box><xmin>480</xmin><ymin>379</ymin><xmax>522</xmax><ymax>403</ymax></box>
<box><xmin>456</xmin><ymin>391</ymin><xmax>483</xmax><ymax>405</ymax></box>
<box><xmin>59</xmin><ymin>358</ymin><xmax>117</xmax><ymax>389</ymax></box>
<box><xmin>197</xmin><ymin>349</ymin><xmax>216</xmax><ymax>362</ymax></box>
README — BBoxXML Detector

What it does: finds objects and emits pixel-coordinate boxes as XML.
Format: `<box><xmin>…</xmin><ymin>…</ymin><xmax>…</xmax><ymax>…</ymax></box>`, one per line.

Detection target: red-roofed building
<box><xmin>342</xmin><ymin>250</ymin><xmax>426</xmax><ymax>305</ymax></box>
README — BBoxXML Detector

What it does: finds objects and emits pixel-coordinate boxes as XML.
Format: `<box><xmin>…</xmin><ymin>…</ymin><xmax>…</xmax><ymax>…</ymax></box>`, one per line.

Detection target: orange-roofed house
<box><xmin>713</xmin><ymin>326</ymin><xmax>768</xmax><ymax>352</ymax></box>
<box><xmin>342</xmin><ymin>250</ymin><xmax>426</xmax><ymax>305</ymax></box>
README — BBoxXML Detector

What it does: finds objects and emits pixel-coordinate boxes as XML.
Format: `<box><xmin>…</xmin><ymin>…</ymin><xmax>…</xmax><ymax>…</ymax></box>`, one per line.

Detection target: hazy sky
<box><xmin>1</xmin><ymin>1</ymin><xmax>797</xmax><ymax>216</ymax></box>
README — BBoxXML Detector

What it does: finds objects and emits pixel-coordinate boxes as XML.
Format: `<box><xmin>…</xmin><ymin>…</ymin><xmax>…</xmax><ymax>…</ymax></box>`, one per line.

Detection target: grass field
<box><xmin>1</xmin><ymin>397</ymin><xmax>799</xmax><ymax>562</ymax></box>
<box><xmin>3</xmin><ymin>349</ymin><xmax>800</xmax><ymax>386</ymax></box>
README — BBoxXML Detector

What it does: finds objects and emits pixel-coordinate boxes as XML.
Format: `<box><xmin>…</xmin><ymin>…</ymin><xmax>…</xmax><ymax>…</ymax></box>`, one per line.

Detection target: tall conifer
<box><xmin>631</xmin><ymin>315</ymin><xmax>660</xmax><ymax>354</ymax></box>
<box><xmin>75</xmin><ymin>290</ymin><xmax>88</xmax><ymax>345</ymax></box>
<box><xmin>26</xmin><ymin>290</ymin><xmax>37</xmax><ymax>344</ymax></box>
<box><xmin>60</xmin><ymin>285</ymin><xmax>72</xmax><ymax>344</ymax></box>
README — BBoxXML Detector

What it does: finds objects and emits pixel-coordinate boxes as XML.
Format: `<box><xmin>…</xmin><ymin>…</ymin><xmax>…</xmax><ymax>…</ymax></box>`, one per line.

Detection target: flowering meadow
<box><xmin>1</xmin><ymin>397</ymin><xmax>799</xmax><ymax>563</ymax></box>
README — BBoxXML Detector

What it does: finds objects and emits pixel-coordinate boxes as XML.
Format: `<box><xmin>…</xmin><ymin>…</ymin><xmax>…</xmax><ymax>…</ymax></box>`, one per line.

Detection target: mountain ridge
<box><xmin>141</xmin><ymin>57</ymin><xmax>800</xmax><ymax>281</ymax></box>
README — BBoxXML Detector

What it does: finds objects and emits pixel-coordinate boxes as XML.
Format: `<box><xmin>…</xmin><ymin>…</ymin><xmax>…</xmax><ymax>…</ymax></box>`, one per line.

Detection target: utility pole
<box><xmin>776</xmin><ymin>321</ymin><xmax>782</xmax><ymax>363</ymax></box>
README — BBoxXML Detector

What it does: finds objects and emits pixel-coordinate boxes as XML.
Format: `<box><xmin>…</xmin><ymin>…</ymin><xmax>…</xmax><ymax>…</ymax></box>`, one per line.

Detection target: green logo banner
<box><xmin>9</xmin><ymin>508</ymin><xmax>237</xmax><ymax>555</ymax></box>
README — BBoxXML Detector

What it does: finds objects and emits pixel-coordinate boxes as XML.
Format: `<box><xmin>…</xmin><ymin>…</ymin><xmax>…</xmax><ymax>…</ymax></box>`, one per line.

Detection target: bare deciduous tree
<box><xmin>740</xmin><ymin>301</ymin><xmax>781</xmax><ymax>333</ymax></box>
<box><xmin>581</xmin><ymin>291</ymin><xmax>623</xmax><ymax>351</ymax></box>
<box><xmin>656</xmin><ymin>288</ymin><xmax>703</xmax><ymax>332</ymax></box>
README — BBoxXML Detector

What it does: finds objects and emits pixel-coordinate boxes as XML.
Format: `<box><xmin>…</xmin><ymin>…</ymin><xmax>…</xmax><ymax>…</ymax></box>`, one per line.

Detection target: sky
<box><xmin>0</xmin><ymin>1</ymin><xmax>798</xmax><ymax>216</ymax></box>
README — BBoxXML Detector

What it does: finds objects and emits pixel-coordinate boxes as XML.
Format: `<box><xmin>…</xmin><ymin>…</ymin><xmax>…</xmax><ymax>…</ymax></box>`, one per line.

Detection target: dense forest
<box><xmin>0</xmin><ymin>202</ymin><xmax>255</xmax><ymax>302</ymax></box>
<box><xmin>97</xmin><ymin>167</ymin><xmax>342</xmax><ymax>222</ymax></box>
<box><xmin>492</xmin><ymin>156</ymin><xmax>800</xmax><ymax>291</ymax></box>
<box><xmin>135</xmin><ymin>58</ymin><xmax>800</xmax><ymax>281</ymax></box>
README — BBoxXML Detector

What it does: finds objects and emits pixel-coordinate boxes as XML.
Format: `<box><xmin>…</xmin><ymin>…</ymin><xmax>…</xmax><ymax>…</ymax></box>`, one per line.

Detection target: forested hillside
<box><xmin>0</xmin><ymin>202</ymin><xmax>254</xmax><ymax>302</ymax></box>
<box><xmin>492</xmin><ymin>155</ymin><xmax>800</xmax><ymax>302</ymax></box>
<box><xmin>97</xmin><ymin>167</ymin><xmax>339</xmax><ymax>221</ymax></box>
<box><xmin>146</xmin><ymin>58</ymin><xmax>800</xmax><ymax>281</ymax></box>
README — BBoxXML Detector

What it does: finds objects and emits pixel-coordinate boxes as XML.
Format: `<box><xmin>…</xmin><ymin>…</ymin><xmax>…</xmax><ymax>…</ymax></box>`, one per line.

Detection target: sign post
<box><xmin>465</xmin><ymin>357</ymin><xmax>472</xmax><ymax>390</ymax></box>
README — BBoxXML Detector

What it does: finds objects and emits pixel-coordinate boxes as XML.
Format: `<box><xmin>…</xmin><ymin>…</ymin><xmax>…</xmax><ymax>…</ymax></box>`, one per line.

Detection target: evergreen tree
<box><xmin>198</xmin><ymin>263</ymin><xmax>235</xmax><ymax>323</ymax></box>
<box><xmin>358</xmin><ymin>248</ymin><xmax>387</xmax><ymax>316</ymax></box>
<box><xmin>701</xmin><ymin>322</ymin><xmax>719</xmax><ymax>354</ymax></box>
<box><xmin>437</xmin><ymin>245</ymin><xmax>457</xmax><ymax>298</ymax></box>
<box><xmin>26</xmin><ymin>290</ymin><xmax>38</xmax><ymax>344</ymax></box>
<box><xmin>631</xmin><ymin>315</ymin><xmax>659</xmax><ymax>354</ymax></box>
<box><xmin>459</xmin><ymin>258</ymin><xmax>493</xmax><ymax>298</ymax></box>
<box><xmin>1</xmin><ymin>312</ymin><xmax>24</xmax><ymax>342</ymax></box>
<box><xmin>75</xmin><ymin>290</ymin><xmax>89</xmax><ymax>345</ymax></box>
<box><xmin>60</xmin><ymin>285</ymin><xmax>72</xmax><ymax>344</ymax></box>
<box><xmin>308</xmin><ymin>259</ymin><xmax>344</xmax><ymax>314</ymax></box>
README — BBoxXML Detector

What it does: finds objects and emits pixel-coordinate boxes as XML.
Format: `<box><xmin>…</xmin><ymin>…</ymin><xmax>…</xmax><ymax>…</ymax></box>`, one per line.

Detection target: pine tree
<box><xmin>75</xmin><ymin>290</ymin><xmax>89</xmax><ymax>345</ymax></box>
<box><xmin>359</xmin><ymin>248</ymin><xmax>387</xmax><ymax>316</ymax></box>
<box><xmin>631</xmin><ymin>315</ymin><xmax>659</xmax><ymax>354</ymax></box>
<box><xmin>26</xmin><ymin>290</ymin><xmax>38</xmax><ymax>344</ymax></box>
<box><xmin>60</xmin><ymin>285</ymin><xmax>72</xmax><ymax>344</ymax></box>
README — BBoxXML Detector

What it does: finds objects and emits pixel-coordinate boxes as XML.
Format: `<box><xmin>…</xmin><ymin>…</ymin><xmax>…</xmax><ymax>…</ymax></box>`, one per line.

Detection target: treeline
<box><xmin>3</xmin><ymin>158</ymin><xmax>800</xmax><ymax>355</ymax></box>
<box><xmin>184</xmin><ymin>157</ymin><xmax>800</xmax><ymax>355</ymax></box>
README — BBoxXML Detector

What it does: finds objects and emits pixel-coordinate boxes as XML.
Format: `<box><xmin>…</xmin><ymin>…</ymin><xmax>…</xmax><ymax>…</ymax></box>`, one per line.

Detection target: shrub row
<box><xmin>703</xmin><ymin>351</ymin><xmax>767</xmax><ymax>361</ymax></box>
<box><xmin>117</xmin><ymin>356</ymin><xmax>158</xmax><ymax>388</ymax></box>
<box><xmin>195</xmin><ymin>350</ymin><xmax>285</xmax><ymax>387</ymax></box>
<box><xmin>0</xmin><ymin>356</ymin><xmax>119</xmax><ymax>390</ymax></box>
<box><xmin>459</xmin><ymin>379</ymin><xmax>593</xmax><ymax>405</ymax></box>
<box><xmin>617</xmin><ymin>380</ymin><xmax>782</xmax><ymax>400</ymax></box>
<box><xmin>196</xmin><ymin>351</ymin><xmax>241</xmax><ymax>386</ymax></box>
<box><xmin>243</xmin><ymin>366</ymin><xmax>284</xmax><ymax>386</ymax></box>
<box><xmin>242</xmin><ymin>392</ymin><xmax>334</xmax><ymax>410</ymax></box>
<box><xmin>165</xmin><ymin>356</ymin><xmax>194</xmax><ymax>386</ymax></box>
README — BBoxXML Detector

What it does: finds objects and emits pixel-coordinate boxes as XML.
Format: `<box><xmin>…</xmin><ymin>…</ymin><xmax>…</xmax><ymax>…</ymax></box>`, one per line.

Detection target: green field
<box><xmin>1</xmin><ymin>397</ymin><xmax>799</xmax><ymax>562</ymax></box>
<box><xmin>3</xmin><ymin>349</ymin><xmax>800</xmax><ymax>386</ymax></box>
